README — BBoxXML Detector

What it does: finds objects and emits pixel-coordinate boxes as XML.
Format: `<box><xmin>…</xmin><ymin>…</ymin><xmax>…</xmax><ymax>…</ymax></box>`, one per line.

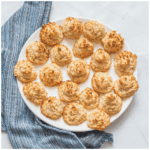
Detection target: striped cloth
<box><xmin>1</xmin><ymin>1</ymin><xmax>113</xmax><ymax>149</ymax></box>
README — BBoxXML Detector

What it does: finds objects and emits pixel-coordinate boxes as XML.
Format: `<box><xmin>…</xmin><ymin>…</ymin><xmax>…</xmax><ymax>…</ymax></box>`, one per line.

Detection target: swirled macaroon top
<box><xmin>39</xmin><ymin>63</ymin><xmax>63</xmax><ymax>87</ymax></box>
<box><xmin>83</xmin><ymin>20</ymin><xmax>106</xmax><ymax>43</ymax></box>
<box><xmin>114</xmin><ymin>75</ymin><xmax>139</xmax><ymax>98</ymax></box>
<box><xmin>101</xmin><ymin>30</ymin><xmax>124</xmax><ymax>53</ymax></box>
<box><xmin>67</xmin><ymin>59</ymin><xmax>90</xmax><ymax>84</ymax></box>
<box><xmin>90</xmin><ymin>49</ymin><xmax>111</xmax><ymax>72</ymax></box>
<box><xmin>114</xmin><ymin>51</ymin><xmax>137</xmax><ymax>77</ymax></box>
<box><xmin>87</xmin><ymin>109</ymin><xmax>110</xmax><ymax>131</ymax></box>
<box><xmin>14</xmin><ymin>60</ymin><xmax>37</xmax><ymax>83</ymax></box>
<box><xmin>58</xmin><ymin>81</ymin><xmax>80</xmax><ymax>102</ymax></box>
<box><xmin>50</xmin><ymin>44</ymin><xmax>72</xmax><ymax>66</ymax></box>
<box><xmin>92</xmin><ymin>72</ymin><xmax>113</xmax><ymax>94</ymax></box>
<box><xmin>99</xmin><ymin>93</ymin><xmax>122</xmax><ymax>115</ymax></box>
<box><xmin>79</xmin><ymin>87</ymin><xmax>99</xmax><ymax>109</ymax></box>
<box><xmin>40</xmin><ymin>22</ymin><xmax>63</xmax><ymax>46</ymax></box>
<box><xmin>23</xmin><ymin>82</ymin><xmax>47</xmax><ymax>104</ymax></box>
<box><xmin>41</xmin><ymin>97</ymin><xmax>63</xmax><ymax>120</ymax></box>
<box><xmin>72</xmin><ymin>37</ymin><xmax>94</xmax><ymax>58</ymax></box>
<box><xmin>63</xmin><ymin>102</ymin><xmax>87</xmax><ymax>125</ymax></box>
<box><xmin>62</xmin><ymin>17</ymin><xmax>83</xmax><ymax>39</ymax></box>
<box><xmin>26</xmin><ymin>41</ymin><xmax>49</xmax><ymax>64</ymax></box>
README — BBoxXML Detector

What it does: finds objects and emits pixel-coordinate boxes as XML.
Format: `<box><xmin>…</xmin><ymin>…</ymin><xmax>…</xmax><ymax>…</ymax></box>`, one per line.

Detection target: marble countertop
<box><xmin>1</xmin><ymin>1</ymin><xmax>149</xmax><ymax>149</ymax></box>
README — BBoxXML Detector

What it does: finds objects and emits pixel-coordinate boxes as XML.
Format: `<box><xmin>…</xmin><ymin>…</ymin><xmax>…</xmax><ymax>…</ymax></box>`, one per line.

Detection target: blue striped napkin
<box><xmin>1</xmin><ymin>1</ymin><xmax>113</xmax><ymax>148</ymax></box>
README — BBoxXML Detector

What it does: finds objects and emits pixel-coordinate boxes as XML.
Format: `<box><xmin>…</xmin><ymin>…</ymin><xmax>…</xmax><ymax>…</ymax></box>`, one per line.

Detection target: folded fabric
<box><xmin>1</xmin><ymin>1</ymin><xmax>113</xmax><ymax>148</ymax></box>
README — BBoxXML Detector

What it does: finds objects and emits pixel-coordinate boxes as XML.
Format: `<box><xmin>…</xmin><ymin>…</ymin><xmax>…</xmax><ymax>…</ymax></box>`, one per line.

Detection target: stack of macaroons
<box><xmin>14</xmin><ymin>17</ymin><xmax>139</xmax><ymax>131</ymax></box>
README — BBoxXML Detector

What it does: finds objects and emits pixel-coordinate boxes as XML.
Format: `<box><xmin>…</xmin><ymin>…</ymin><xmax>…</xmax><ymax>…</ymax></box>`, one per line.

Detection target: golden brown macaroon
<box><xmin>113</xmin><ymin>75</ymin><xmax>139</xmax><ymax>98</ymax></box>
<box><xmin>63</xmin><ymin>102</ymin><xmax>87</xmax><ymax>125</ymax></box>
<box><xmin>26</xmin><ymin>41</ymin><xmax>49</xmax><ymax>64</ymax></box>
<box><xmin>58</xmin><ymin>81</ymin><xmax>80</xmax><ymax>102</ymax></box>
<box><xmin>40</xmin><ymin>22</ymin><xmax>63</xmax><ymax>47</ymax></box>
<box><xmin>39</xmin><ymin>63</ymin><xmax>63</xmax><ymax>87</ymax></box>
<box><xmin>79</xmin><ymin>87</ymin><xmax>99</xmax><ymax>109</ymax></box>
<box><xmin>72</xmin><ymin>37</ymin><xmax>94</xmax><ymax>58</ymax></box>
<box><xmin>83</xmin><ymin>20</ymin><xmax>106</xmax><ymax>43</ymax></box>
<box><xmin>67</xmin><ymin>59</ymin><xmax>90</xmax><ymax>84</ymax></box>
<box><xmin>99</xmin><ymin>93</ymin><xmax>122</xmax><ymax>115</ymax></box>
<box><xmin>101</xmin><ymin>30</ymin><xmax>124</xmax><ymax>53</ymax></box>
<box><xmin>87</xmin><ymin>109</ymin><xmax>110</xmax><ymax>131</ymax></box>
<box><xmin>14</xmin><ymin>60</ymin><xmax>37</xmax><ymax>83</ymax></box>
<box><xmin>90</xmin><ymin>49</ymin><xmax>111</xmax><ymax>72</ymax></box>
<box><xmin>50</xmin><ymin>44</ymin><xmax>72</xmax><ymax>66</ymax></box>
<box><xmin>92</xmin><ymin>72</ymin><xmax>113</xmax><ymax>94</ymax></box>
<box><xmin>41</xmin><ymin>97</ymin><xmax>63</xmax><ymax>120</ymax></box>
<box><xmin>23</xmin><ymin>82</ymin><xmax>47</xmax><ymax>104</ymax></box>
<box><xmin>114</xmin><ymin>51</ymin><xmax>137</xmax><ymax>77</ymax></box>
<box><xmin>62</xmin><ymin>17</ymin><xmax>83</xmax><ymax>39</ymax></box>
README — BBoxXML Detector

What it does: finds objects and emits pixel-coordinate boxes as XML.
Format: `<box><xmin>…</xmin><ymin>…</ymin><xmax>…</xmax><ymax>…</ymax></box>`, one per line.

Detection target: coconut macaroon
<box><xmin>58</xmin><ymin>81</ymin><xmax>80</xmax><ymax>102</ymax></box>
<box><xmin>62</xmin><ymin>17</ymin><xmax>83</xmax><ymax>39</ymax></box>
<box><xmin>114</xmin><ymin>75</ymin><xmax>139</xmax><ymax>99</ymax></box>
<box><xmin>72</xmin><ymin>37</ymin><xmax>94</xmax><ymax>58</ymax></box>
<box><xmin>26</xmin><ymin>41</ymin><xmax>49</xmax><ymax>64</ymax></box>
<box><xmin>40</xmin><ymin>22</ymin><xmax>63</xmax><ymax>47</ymax></box>
<box><xmin>83</xmin><ymin>20</ymin><xmax>106</xmax><ymax>43</ymax></box>
<box><xmin>99</xmin><ymin>93</ymin><xmax>122</xmax><ymax>115</ymax></box>
<box><xmin>50</xmin><ymin>44</ymin><xmax>72</xmax><ymax>66</ymax></box>
<box><xmin>67</xmin><ymin>59</ymin><xmax>90</xmax><ymax>84</ymax></box>
<box><xmin>92</xmin><ymin>72</ymin><xmax>113</xmax><ymax>94</ymax></box>
<box><xmin>23</xmin><ymin>82</ymin><xmax>47</xmax><ymax>104</ymax></box>
<box><xmin>79</xmin><ymin>87</ymin><xmax>99</xmax><ymax>109</ymax></box>
<box><xmin>90</xmin><ymin>49</ymin><xmax>111</xmax><ymax>72</ymax></box>
<box><xmin>87</xmin><ymin>109</ymin><xmax>110</xmax><ymax>131</ymax></box>
<box><xmin>41</xmin><ymin>97</ymin><xmax>63</xmax><ymax>120</ymax></box>
<box><xmin>39</xmin><ymin>63</ymin><xmax>63</xmax><ymax>87</ymax></box>
<box><xmin>101</xmin><ymin>30</ymin><xmax>124</xmax><ymax>53</ymax></box>
<box><xmin>114</xmin><ymin>51</ymin><xmax>137</xmax><ymax>77</ymax></box>
<box><xmin>63</xmin><ymin>102</ymin><xmax>87</xmax><ymax>125</ymax></box>
<box><xmin>14</xmin><ymin>60</ymin><xmax>37</xmax><ymax>83</ymax></box>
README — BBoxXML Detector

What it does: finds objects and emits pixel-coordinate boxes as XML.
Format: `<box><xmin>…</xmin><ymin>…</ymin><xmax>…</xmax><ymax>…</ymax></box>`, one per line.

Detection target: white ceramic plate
<box><xmin>17</xmin><ymin>17</ymin><xmax>137</xmax><ymax>132</ymax></box>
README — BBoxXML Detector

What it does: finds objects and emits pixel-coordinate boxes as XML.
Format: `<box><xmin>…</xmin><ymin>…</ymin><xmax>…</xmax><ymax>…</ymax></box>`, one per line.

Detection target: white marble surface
<box><xmin>1</xmin><ymin>1</ymin><xmax>149</xmax><ymax>149</ymax></box>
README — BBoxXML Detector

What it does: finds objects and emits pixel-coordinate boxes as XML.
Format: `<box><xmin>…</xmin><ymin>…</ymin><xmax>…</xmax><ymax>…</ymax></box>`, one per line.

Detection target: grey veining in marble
<box><xmin>1</xmin><ymin>1</ymin><xmax>149</xmax><ymax>149</ymax></box>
